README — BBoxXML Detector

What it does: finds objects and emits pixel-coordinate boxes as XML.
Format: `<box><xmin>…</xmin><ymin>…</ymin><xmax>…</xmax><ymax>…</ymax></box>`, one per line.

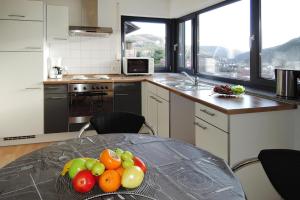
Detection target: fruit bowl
<box><xmin>212</xmin><ymin>85</ymin><xmax>245</xmax><ymax>98</ymax></box>
<box><xmin>59</xmin><ymin>148</ymin><xmax>147</xmax><ymax>196</ymax></box>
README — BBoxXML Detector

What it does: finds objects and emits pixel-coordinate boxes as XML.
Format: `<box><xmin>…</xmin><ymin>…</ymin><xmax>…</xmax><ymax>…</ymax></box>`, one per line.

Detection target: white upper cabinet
<box><xmin>0</xmin><ymin>0</ymin><xmax>43</xmax><ymax>21</ymax></box>
<box><xmin>47</xmin><ymin>5</ymin><xmax>69</xmax><ymax>42</ymax></box>
<box><xmin>0</xmin><ymin>20</ymin><xmax>43</xmax><ymax>52</ymax></box>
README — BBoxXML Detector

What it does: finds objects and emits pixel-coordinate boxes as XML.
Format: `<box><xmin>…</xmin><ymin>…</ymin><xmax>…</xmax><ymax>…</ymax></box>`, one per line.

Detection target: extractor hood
<box><xmin>69</xmin><ymin>0</ymin><xmax>113</xmax><ymax>37</ymax></box>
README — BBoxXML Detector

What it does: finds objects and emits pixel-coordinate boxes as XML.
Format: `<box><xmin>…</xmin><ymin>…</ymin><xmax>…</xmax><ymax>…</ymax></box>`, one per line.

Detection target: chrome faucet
<box><xmin>181</xmin><ymin>71</ymin><xmax>199</xmax><ymax>86</ymax></box>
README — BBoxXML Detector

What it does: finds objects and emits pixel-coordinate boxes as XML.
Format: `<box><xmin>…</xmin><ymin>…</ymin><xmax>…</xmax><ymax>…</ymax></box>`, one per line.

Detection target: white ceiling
<box><xmin>169</xmin><ymin>0</ymin><xmax>225</xmax><ymax>18</ymax></box>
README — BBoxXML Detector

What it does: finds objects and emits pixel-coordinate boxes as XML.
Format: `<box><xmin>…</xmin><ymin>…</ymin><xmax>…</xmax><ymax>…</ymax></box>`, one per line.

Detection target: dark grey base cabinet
<box><xmin>114</xmin><ymin>82</ymin><xmax>141</xmax><ymax>115</ymax></box>
<box><xmin>44</xmin><ymin>85</ymin><xmax>69</xmax><ymax>134</ymax></box>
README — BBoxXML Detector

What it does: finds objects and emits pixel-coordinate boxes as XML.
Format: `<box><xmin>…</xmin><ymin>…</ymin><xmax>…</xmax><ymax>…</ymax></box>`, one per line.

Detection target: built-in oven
<box><xmin>68</xmin><ymin>83</ymin><xmax>113</xmax><ymax>131</ymax></box>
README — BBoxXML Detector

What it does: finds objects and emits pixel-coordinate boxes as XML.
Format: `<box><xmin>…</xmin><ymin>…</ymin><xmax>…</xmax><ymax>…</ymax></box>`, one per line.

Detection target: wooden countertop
<box><xmin>44</xmin><ymin>73</ymin><xmax>297</xmax><ymax>115</ymax></box>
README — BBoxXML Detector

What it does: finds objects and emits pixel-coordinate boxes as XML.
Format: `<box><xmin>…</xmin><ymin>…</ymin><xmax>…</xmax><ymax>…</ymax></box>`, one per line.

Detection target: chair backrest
<box><xmin>90</xmin><ymin>112</ymin><xmax>145</xmax><ymax>134</ymax></box>
<box><xmin>258</xmin><ymin>149</ymin><xmax>300</xmax><ymax>200</ymax></box>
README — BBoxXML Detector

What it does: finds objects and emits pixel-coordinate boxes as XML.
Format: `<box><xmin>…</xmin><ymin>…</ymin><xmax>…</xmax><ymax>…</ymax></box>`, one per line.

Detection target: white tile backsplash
<box><xmin>48</xmin><ymin>35</ymin><xmax>121</xmax><ymax>74</ymax></box>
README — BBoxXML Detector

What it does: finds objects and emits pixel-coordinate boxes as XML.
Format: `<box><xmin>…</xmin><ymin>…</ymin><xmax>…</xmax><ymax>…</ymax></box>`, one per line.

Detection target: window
<box><xmin>260</xmin><ymin>0</ymin><xmax>300</xmax><ymax>80</ymax></box>
<box><xmin>197</xmin><ymin>0</ymin><xmax>250</xmax><ymax>80</ymax></box>
<box><xmin>178</xmin><ymin>20</ymin><xmax>193</xmax><ymax>70</ymax></box>
<box><xmin>176</xmin><ymin>0</ymin><xmax>300</xmax><ymax>89</ymax></box>
<box><xmin>122</xmin><ymin>16</ymin><xmax>170</xmax><ymax>71</ymax></box>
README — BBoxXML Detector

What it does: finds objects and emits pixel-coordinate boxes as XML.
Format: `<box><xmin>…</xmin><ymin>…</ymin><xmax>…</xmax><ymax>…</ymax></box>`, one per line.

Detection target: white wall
<box><xmin>117</xmin><ymin>0</ymin><xmax>170</xmax><ymax>18</ymax></box>
<box><xmin>45</xmin><ymin>0</ymin><xmax>171</xmax><ymax>75</ymax></box>
<box><xmin>169</xmin><ymin>0</ymin><xmax>225</xmax><ymax>18</ymax></box>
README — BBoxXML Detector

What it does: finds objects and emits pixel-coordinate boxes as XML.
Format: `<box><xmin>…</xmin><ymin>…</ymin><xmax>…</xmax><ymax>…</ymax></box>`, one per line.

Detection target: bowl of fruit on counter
<box><xmin>60</xmin><ymin>148</ymin><xmax>147</xmax><ymax>194</ymax></box>
<box><xmin>212</xmin><ymin>85</ymin><xmax>245</xmax><ymax>98</ymax></box>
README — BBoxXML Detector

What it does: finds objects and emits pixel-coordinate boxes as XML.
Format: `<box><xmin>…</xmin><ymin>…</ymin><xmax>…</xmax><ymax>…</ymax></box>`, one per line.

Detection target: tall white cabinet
<box><xmin>0</xmin><ymin>0</ymin><xmax>44</xmax><ymax>138</ymax></box>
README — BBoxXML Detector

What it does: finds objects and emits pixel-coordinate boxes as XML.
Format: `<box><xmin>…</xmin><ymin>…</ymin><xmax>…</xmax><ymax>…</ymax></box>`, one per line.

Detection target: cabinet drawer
<box><xmin>157</xmin><ymin>86</ymin><xmax>169</xmax><ymax>102</ymax></box>
<box><xmin>44</xmin><ymin>85</ymin><xmax>68</xmax><ymax>94</ymax></box>
<box><xmin>195</xmin><ymin>102</ymin><xmax>228</xmax><ymax>132</ymax></box>
<box><xmin>147</xmin><ymin>82</ymin><xmax>157</xmax><ymax>94</ymax></box>
<box><xmin>146</xmin><ymin>82</ymin><xmax>169</xmax><ymax>101</ymax></box>
<box><xmin>0</xmin><ymin>0</ymin><xmax>43</xmax><ymax>21</ymax></box>
<box><xmin>195</xmin><ymin>117</ymin><xmax>228</xmax><ymax>162</ymax></box>
<box><xmin>0</xmin><ymin>20</ymin><xmax>43</xmax><ymax>52</ymax></box>
<box><xmin>114</xmin><ymin>82</ymin><xmax>140</xmax><ymax>93</ymax></box>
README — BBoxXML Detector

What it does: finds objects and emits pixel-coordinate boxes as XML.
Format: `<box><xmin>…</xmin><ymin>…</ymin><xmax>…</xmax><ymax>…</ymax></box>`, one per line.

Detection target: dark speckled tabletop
<box><xmin>0</xmin><ymin>134</ymin><xmax>245</xmax><ymax>200</ymax></box>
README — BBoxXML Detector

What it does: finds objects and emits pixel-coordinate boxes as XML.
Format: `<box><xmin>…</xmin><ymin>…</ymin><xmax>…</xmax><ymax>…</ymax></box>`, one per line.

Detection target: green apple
<box><xmin>68</xmin><ymin>158</ymin><xmax>86</xmax><ymax>179</ymax></box>
<box><xmin>122</xmin><ymin>158</ymin><xmax>134</xmax><ymax>169</ymax></box>
<box><xmin>91</xmin><ymin>162</ymin><xmax>105</xmax><ymax>176</ymax></box>
<box><xmin>85</xmin><ymin>158</ymin><xmax>98</xmax><ymax>170</ymax></box>
<box><xmin>114</xmin><ymin>148</ymin><xmax>124</xmax><ymax>157</ymax></box>
<box><xmin>121</xmin><ymin>151</ymin><xmax>133</xmax><ymax>161</ymax></box>
<box><xmin>121</xmin><ymin>166</ymin><xmax>144</xmax><ymax>189</ymax></box>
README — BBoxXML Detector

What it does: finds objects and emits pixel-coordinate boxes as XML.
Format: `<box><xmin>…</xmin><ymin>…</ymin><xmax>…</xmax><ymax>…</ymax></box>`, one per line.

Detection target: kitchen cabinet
<box><xmin>44</xmin><ymin>85</ymin><xmax>69</xmax><ymax>134</ymax></box>
<box><xmin>157</xmin><ymin>97</ymin><xmax>169</xmax><ymax>138</ymax></box>
<box><xmin>0</xmin><ymin>52</ymin><xmax>43</xmax><ymax>138</ymax></box>
<box><xmin>143</xmin><ymin>82</ymin><xmax>169</xmax><ymax>138</ymax></box>
<box><xmin>170</xmin><ymin>92</ymin><xmax>195</xmax><ymax>144</ymax></box>
<box><xmin>0</xmin><ymin>20</ymin><xmax>43</xmax><ymax>52</ymax></box>
<box><xmin>193</xmin><ymin>101</ymin><xmax>294</xmax><ymax>199</ymax></box>
<box><xmin>46</xmin><ymin>5</ymin><xmax>69</xmax><ymax>42</ymax></box>
<box><xmin>195</xmin><ymin>117</ymin><xmax>228</xmax><ymax>162</ymax></box>
<box><xmin>0</xmin><ymin>0</ymin><xmax>43</xmax><ymax>21</ymax></box>
<box><xmin>114</xmin><ymin>82</ymin><xmax>141</xmax><ymax>115</ymax></box>
<box><xmin>194</xmin><ymin>102</ymin><xmax>229</xmax><ymax>162</ymax></box>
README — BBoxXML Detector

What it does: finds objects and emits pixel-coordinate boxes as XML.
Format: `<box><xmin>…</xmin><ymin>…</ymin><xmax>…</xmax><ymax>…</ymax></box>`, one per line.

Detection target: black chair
<box><xmin>232</xmin><ymin>149</ymin><xmax>300</xmax><ymax>200</ymax></box>
<box><xmin>78</xmin><ymin>112</ymin><xmax>155</xmax><ymax>138</ymax></box>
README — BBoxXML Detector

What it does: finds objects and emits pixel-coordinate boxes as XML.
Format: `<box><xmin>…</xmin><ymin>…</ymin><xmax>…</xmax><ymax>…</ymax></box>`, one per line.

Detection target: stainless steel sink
<box><xmin>159</xmin><ymin>80</ymin><xmax>212</xmax><ymax>91</ymax></box>
<box><xmin>159</xmin><ymin>80</ymin><xmax>179</xmax><ymax>87</ymax></box>
<box><xmin>175</xmin><ymin>83</ymin><xmax>212</xmax><ymax>91</ymax></box>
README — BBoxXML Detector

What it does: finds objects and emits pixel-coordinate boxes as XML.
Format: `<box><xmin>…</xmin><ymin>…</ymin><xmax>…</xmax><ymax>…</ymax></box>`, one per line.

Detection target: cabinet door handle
<box><xmin>53</xmin><ymin>37</ymin><xmax>68</xmax><ymax>41</ymax></box>
<box><xmin>150</xmin><ymin>95</ymin><xmax>157</xmax><ymax>100</ymax></box>
<box><xmin>194</xmin><ymin>122</ymin><xmax>207</xmax><ymax>130</ymax></box>
<box><xmin>8</xmin><ymin>14</ymin><xmax>25</xmax><ymax>18</ymax></box>
<box><xmin>156</xmin><ymin>99</ymin><xmax>162</xmax><ymax>103</ymax></box>
<box><xmin>25</xmin><ymin>46</ymin><xmax>42</xmax><ymax>50</ymax></box>
<box><xmin>200</xmin><ymin>109</ymin><xmax>215</xmax><ymax>117</ymax></box>
<box><xmin>46</xmin><ymin>87</ymin><xmax>60</xmax><ymax>89</ymax></box>
<box><xmin>150</xmin><ymin>95</ymin><xmax>163</xmax><ymax>103</ymax></box>
<box><xmin>25</xmin><ymin>87</ymin><xmax>41</xmax><ymax>90</ymax></box>
<box><xmin>47</xmin><ymin>97</ymin><xmax>66</xmax><ymax>100</ymax></box>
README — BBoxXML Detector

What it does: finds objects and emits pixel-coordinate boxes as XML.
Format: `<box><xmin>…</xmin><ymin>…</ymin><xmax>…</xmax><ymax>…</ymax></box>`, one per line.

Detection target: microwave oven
<box><xmin>123</xmin><ymin>57</ymin><xmax>154</xmax><ymax>75</ymax></box>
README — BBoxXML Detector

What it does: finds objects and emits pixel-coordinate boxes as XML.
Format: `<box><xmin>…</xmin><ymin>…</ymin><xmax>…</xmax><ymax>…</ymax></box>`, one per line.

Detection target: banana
<box><xmin>61</xmin><ymin>159</ymin><xmax>74</xmax><ymax>176</ymax></box>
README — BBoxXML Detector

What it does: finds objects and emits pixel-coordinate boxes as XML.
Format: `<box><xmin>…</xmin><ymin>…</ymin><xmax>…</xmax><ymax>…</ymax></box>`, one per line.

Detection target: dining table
<box><xmin>0</xmin><ymin>134</ymin><xmax>245</xmax><ymax>200</ymax></box>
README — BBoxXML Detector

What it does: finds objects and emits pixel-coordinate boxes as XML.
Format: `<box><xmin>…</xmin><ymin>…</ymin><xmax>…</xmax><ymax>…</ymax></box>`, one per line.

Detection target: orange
<box><xmin>116</xmin><ymin>166</ymin><xmax>124</xmax><ymax>177</ymax></box>
<box><xmin>99</xmin><ymin>170</ymin><xmax>121</xmax><ymax>193</ymax></box>
<box><xmin>99</xmin><ymin>149</ymin><xmax>121</xmax><ymax>170</ymax></box>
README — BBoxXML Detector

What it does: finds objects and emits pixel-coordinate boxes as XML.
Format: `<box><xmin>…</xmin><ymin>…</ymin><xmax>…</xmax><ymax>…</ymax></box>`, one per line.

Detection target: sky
<box><xmin>127</xmin><ymin>22</ymin><xmax>166</xmax><ymax>39</ymax></box>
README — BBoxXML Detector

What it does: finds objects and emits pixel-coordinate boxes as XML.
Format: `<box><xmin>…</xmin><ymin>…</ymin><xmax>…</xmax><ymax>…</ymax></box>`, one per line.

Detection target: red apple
<box><xmin>72</xmin><ymin>170</ymin><xmax>95</xmax><ymax>193</ymax></box>
<box><xmin>133</xmin><ymin>156</ymin><xmax>147</xmax><ymax>173</ymax></box>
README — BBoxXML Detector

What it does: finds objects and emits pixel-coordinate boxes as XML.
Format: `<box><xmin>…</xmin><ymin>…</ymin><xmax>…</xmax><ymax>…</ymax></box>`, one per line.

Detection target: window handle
<box><xmin>173</xmin><ymin>44</ymin><xmax>178</xmax><ymax>51</ymax></box>
<box><xmin>249</xmin><ymin>35</ymin><xmax>255</xmax><ymax>49</ymax></box>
